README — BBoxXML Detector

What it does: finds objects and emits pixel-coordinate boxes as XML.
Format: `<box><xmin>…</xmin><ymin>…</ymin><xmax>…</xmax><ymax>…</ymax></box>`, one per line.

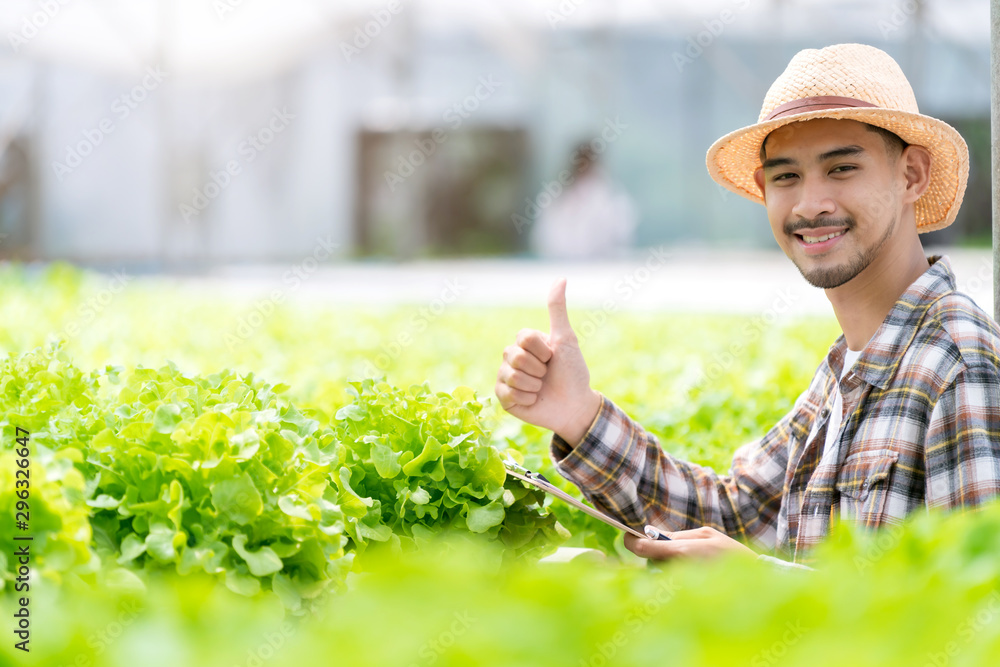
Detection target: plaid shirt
<box><xmin>551</xmin><ymin>255</ymin><xmax>1000</xmax><ymax>564</ymax></box>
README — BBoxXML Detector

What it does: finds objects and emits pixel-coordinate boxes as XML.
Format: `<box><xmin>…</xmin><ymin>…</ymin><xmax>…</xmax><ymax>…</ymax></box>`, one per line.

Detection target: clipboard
<box><xmin>503</xmin><ymin>458</ymin><xmax>670</xmax><ymax>541</ymax></box>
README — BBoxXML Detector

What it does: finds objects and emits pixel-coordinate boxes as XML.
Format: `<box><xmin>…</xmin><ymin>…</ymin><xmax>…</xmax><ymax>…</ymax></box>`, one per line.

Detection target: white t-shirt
<box><xmin>763</xmin><ymin>347</ymin><xmax>863</xmax><ymax>572</ymax></box>
<box><xmin>811</xmin><ymin>347</ymin><xmax>864</xmax><ymax>463</ymax></box>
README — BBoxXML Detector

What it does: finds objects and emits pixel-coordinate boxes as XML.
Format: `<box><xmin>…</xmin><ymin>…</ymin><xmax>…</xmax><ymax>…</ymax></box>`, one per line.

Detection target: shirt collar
<box><xmin>826</xmin><ymin>254</ymin><xmax>956</xmax><ymax>390</ymax></box>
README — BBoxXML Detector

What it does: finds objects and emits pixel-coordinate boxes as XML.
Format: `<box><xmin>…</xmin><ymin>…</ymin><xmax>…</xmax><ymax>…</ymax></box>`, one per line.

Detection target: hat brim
<box><xmin>705</xmin><ymin>106</ymin><xmax>970</xmax><ymax>234</ymax></box>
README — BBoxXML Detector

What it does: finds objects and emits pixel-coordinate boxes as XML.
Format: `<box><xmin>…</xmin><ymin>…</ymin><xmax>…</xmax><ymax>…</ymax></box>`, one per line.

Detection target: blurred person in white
<box><xmin>530</xmin><ymin>143</ymin><xmax>637</xmax><ymax>259</ymax></box>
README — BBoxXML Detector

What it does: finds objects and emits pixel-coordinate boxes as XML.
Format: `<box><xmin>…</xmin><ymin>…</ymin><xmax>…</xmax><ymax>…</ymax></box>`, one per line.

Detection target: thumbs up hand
<box><xmin>495</xmin><ymin>279</ymin><xmax>603</xmax><ymax>446</ymax></box>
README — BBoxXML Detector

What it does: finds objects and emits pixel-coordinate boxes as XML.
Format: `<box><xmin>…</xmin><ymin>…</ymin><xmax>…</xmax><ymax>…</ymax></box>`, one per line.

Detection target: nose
<box><xmin>791</xmin><ymin>177</ymin><xmax>836</xmax><ymax>222</ymax></box>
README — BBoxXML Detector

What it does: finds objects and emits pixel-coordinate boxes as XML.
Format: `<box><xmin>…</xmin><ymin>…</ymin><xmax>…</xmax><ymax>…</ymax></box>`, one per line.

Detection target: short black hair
<box><xmin>759</xmin><ymin>122</ymin><xmax>908</xmax><ymax>164</ymax></box>
<box><xmin>865</xmin><ymin>124</ymin><xmax>908</xmax><ymax>160</ymax></box>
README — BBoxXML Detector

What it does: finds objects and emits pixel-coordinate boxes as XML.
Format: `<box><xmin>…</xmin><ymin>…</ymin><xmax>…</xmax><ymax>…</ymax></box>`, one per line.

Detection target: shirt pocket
<box><xmin>834</xmin><ymin>449</ymin><xmax>899</xmax><ymax>527</ymax></box>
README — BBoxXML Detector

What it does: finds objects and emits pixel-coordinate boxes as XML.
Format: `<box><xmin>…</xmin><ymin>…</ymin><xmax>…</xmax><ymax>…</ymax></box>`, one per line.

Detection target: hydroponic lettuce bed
<box><xmin>1</xmin><ymin>263</ymin><xmax>999</xmax><ymax>667</ymax></box>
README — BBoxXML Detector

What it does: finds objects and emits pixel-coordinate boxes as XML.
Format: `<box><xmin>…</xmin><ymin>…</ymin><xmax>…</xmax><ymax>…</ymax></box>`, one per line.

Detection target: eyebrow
<box><xmin>762</xmin><ymin>144</ymin><xmax>866</xmax><ymax>171</ymax></box>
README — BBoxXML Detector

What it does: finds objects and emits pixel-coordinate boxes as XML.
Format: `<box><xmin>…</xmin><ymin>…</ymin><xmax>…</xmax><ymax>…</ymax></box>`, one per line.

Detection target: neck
<box><xmin>825</xmin><ymin>233</ymin><xmax>929</xmax><ymax>351</ymax></box>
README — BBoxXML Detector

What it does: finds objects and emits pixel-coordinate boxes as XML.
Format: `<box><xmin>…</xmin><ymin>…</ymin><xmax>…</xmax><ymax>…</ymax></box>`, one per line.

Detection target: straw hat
<box><xmin>706</xmin><ymin>43</ymin><xmax>969</xmax><ymax>233</ymax></box>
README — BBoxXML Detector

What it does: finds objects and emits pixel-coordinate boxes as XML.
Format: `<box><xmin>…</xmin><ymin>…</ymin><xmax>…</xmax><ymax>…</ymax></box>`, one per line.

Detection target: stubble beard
<box><xmin>794</xmin><ymin>215</ymin><xmax>897</xmax><ymax>289</ymax></box>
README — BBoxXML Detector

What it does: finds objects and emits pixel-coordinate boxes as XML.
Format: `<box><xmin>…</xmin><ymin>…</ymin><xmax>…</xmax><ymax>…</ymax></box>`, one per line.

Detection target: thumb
<box><xmin>547</xmin><ymin>278</ymin><xmax>574</xmax><ymax>337</ymax></box>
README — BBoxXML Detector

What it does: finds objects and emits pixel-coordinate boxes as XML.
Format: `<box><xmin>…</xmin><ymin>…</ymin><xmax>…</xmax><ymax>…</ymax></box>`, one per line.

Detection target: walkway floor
<box><xmin>148</xmin><ymin>245</ymin><xmax>993</xmax><ymax>318</ymax></box>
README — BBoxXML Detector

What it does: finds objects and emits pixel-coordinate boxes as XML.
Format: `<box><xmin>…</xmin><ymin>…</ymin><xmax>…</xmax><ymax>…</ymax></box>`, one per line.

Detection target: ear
<box><xmin>900</xmin><ymin>145</ymin><xmax>932</xmax><ymax>205</ymax></box>
<box><xmin>753</xmin><ymin>167</ymin><xmax>766</xmax><ymax>201</ymax></box>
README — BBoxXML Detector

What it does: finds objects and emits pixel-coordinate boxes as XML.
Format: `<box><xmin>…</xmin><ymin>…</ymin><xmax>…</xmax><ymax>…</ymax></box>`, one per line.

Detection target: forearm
<box><xmin>549</xmin><ymin>395</ymin><xmax>754</xmax><ymax>537</ymax></box>
<box><xmin>757</xmin><ymin>554</ymin><xmax>815</xmax><ymax>572</ymax></box>
<box><xmin>553</xmin><ymin>387</ymin><xmax>603</xmax><ymax>447</ymax></box>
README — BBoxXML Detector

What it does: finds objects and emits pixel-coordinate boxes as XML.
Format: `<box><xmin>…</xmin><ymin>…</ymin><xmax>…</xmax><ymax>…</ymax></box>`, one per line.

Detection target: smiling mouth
<box><xmin>795</xmin><ymin>229</ymin><xmax>847</xmax><ymax>244</ymax></box>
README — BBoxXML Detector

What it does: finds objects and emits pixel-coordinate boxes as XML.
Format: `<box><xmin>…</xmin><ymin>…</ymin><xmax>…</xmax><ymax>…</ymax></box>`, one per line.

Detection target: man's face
<box><xmin>754</xmin><ymin>118</ymin><xmax>906</xmax><ymax>289</ymax></box>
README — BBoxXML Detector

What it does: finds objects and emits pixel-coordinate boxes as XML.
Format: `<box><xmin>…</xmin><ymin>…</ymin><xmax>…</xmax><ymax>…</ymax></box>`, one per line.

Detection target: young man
<box><xmin>494</xmin><ymin>43</ymin><xmax>1000</xmax><ymax>566</ymax></box>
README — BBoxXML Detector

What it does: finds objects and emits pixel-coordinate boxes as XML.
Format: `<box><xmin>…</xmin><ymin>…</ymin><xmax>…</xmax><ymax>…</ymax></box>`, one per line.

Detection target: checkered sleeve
<box><xmin>924</xmin><ymin>362</ymin><xmax>1000</xmax><ymax>510</ymax></box>
<box><xmin>550</xmin><ymin>393</ymin><xmax>798</xmax><ymax>551</ymax></box>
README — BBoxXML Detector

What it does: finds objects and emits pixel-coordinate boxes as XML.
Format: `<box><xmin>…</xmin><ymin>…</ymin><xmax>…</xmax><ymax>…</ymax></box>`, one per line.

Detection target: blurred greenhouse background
<box><xmin>4</xmin><ymin>5</ymin><xmax>1000</xmax><ymax>665</ymax></box>
<box><xmin>0</xmin><ymin>0</ymin><xmax>991</xmax><ymax>269</ymax></box>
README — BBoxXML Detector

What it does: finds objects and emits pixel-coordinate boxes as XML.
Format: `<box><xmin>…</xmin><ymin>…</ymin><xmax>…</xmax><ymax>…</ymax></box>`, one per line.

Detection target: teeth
<box><xmin>801</xmin><ymin>230</ymin><xmax>845</xmax><ymax>244</ymax></box>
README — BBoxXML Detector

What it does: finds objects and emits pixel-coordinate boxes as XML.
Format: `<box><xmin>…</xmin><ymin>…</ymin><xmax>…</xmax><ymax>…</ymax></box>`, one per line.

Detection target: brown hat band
<box><xmin>764</xmin><ymin>95</ymin><xmax>879</xmax><ymax>121</ymax></box>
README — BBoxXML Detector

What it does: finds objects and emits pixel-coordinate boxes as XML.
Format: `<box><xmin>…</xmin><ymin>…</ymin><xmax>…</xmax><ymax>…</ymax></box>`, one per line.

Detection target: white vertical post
<box><xmin>993</xmin><ymin>0</ymin><xmax>1000</xmax><ymax>321</ymax></box>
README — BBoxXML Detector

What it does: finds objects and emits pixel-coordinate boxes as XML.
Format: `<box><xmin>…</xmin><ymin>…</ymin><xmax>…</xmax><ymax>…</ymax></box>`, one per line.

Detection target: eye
<box><xmin>771</xmin><ymin>172</ymin><xmax>797</xmax><ymax>182</ymax></box>
<box><xmin>830</xmin><ymin>165</ymin><xmax>856</xmax><ymax>174</ymax></box>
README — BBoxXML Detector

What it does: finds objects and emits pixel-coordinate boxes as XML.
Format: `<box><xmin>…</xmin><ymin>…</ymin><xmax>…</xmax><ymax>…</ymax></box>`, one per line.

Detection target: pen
<box><xmin>644</xmin><ymin>525</ymin><xmax>672</xmax><ymax>541</ymax></box>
